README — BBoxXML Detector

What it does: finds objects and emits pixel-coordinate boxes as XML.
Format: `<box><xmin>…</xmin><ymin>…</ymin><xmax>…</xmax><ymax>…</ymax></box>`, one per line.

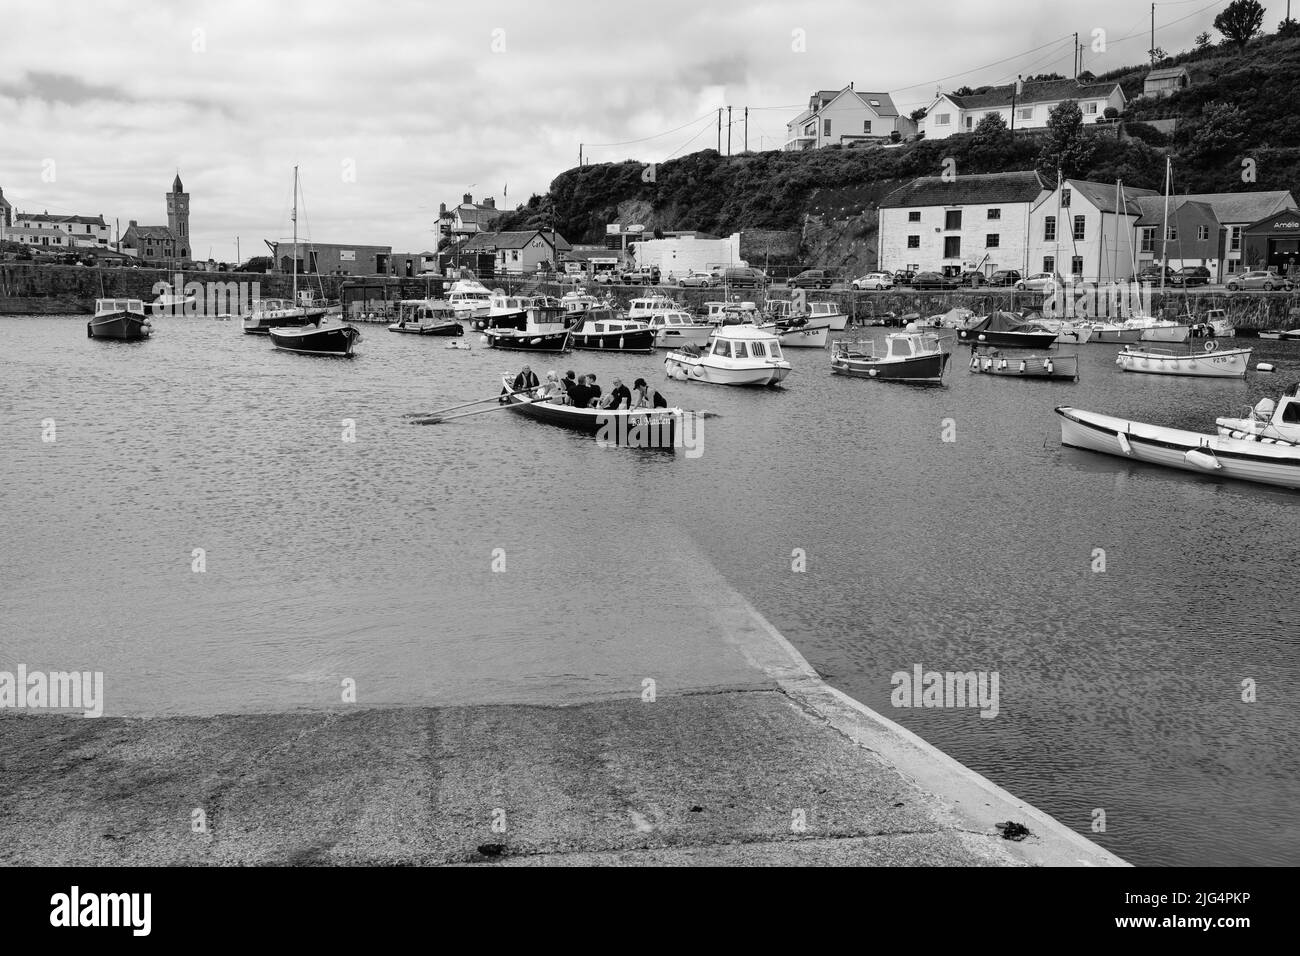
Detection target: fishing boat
<box><xmin>1089</xmin><ymin>322</ymin><xmax>1144</xmax><ymax>344</ymax></box>
<box><xmin>266</xmin><ymin>166</ymin><xmax>362</xmax><ymax>357</ymax></box>
<box><xmin>497</xmin><ymin>375</ymin><xmax>683</xmax><ymax>448</ymax></box>
<box><xmin>482</xmin><ymin>297</ymin><xmax>571</xmax><ymax>352</ymax></box>
<box><xmin>88</xmin><ymin>298</ymin><xmax>152</xmax><ymax>340</ymax></box>
<box><xmin>664</xmin><ymin>325</ymin><xmax>791</xmax><ymax>386</ymax></box>
<box><xmin>759</xmin><ymin>317</ymin><xmax>830</xmax><ymax>349</ymax></box>
<box><xmin>969</xmin><ymin>347</ymin><xmax>1078</xmax><ymax>381</ymax></box>
<box><xmin>830</xmin><ymin>327</ymin><xmax>949</xmax><ymax>383</ymax></box>
<box><xmin>476</xmin><ymin>293</ymin><xmax>531</xmax><ymax>331</ymax></box>
<box><xmin>446</xmin><ymin>280</ymin><xmax>493</xmax><ymax>322</ymax></box>
<box><xmin>957</xmin><ymin>311</ymin><xmax>1058</xmax><ymax>348</ymax></box>
<box><xmin>387</xmin><ymin>299</ymin><xmax>463</xmax><ymax>336</ymax></box>
<box><xmin>559</xmin><ymin>289</ymin><xmax>606</xmax><ymax>323</ymax></box>
<box><xmin>568</xmin><ymin>307</ymin><xmax>655</xmax><ymax>352</ymax></box>
<box><xmin>1056</xmin><ymin>405</ymin><xmax>1300</xmax><ymax>490</ymax></box>
<box><xmin>646</xmin><ymin>310</ymin><xmax>714</xmax><ymax>348</ymax></box>
<box><xmin>807</xmin><ymin>301</ymin><xmax>847</xmax><ymax>332</ymax></box>
<box><xmin>626</xmin><ymin>295</ymin><xmax>684</xmax><ymax>323</ymax></box>
<box><xmin>242</xmin><ymin>297</ymin><xmax>327</xmax><ymax>335</ymax></box>
<box><xmin>1216</xmin><ymin>383</ymin><xmax>1300</xmax><ymax>444</ymax></box>
<box><xmin>1115</xmin><ymin>339</ymin><xmax>1252</xmax><ymax>378</ymax></box>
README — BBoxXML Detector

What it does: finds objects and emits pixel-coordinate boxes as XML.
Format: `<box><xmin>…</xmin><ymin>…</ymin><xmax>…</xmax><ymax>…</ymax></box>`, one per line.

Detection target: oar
<box><xmin>403</xmin><ymin>386</ymin><xmax>532</xmax><ymax>418</ymax></box>
<box><xmin>412</xmin><ymin>397</ymin><xmax>534</xmax><ymax>425</ymax></box>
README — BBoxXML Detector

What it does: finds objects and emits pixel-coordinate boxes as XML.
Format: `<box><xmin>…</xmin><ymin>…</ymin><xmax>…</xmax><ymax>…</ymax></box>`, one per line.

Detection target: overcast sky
<box><xmin>0</xmin><ymin>0</ymin><xmax>1256</xmax><ymax>260</ymax></box>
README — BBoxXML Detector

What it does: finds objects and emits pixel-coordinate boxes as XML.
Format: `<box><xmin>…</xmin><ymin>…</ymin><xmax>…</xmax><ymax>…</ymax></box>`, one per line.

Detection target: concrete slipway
<box><xmin>0</xmin><ymin>563</ymin><xmax>1126</xmax><ymax>867</ymax></box>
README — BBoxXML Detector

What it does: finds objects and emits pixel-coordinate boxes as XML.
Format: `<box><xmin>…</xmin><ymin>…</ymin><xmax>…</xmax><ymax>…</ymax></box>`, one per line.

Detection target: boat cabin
<box><xmin>807</xmin><ymin>301</ymin><xmax>843</xmax><ymax>319</ymax></box>
<box><xmin>707</xmin><ymin>326</ymin><xmax>784</xmax><ymax>361</ymax></box>
<box><xmin>647</xmin><ymin>310</ymin><xmax>708</xmax><ymax>330</ymax></box>
<box><xmin>627</xmin><ymin>296</ymin><xmax>683</xmax><ymax>320</ymax></box>
<box><xmin>577</xmin><ymin>310</ymin><xmax>646</xmax><ymax>335</ymax></box>
<box><xmin>834</xmin><ymin>330</ymin><xmax>942</xmax><ymax>361</ymax></box>
<box><xmin>396</xmin><ymin>299</ymin><xmax>456</xmax><ymax>324</ymax></box>
<box><xmin>95</xmin><ymin>298</ymin><xmax>145</xmax><ymax>316</ymax></box>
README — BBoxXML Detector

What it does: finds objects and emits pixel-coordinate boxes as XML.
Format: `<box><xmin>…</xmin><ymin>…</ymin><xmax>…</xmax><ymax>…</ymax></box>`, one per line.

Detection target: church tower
<box><xmin>166</xmin><ymin>171</ymin><xmax>189</xmax><ymax>243</ymax></box>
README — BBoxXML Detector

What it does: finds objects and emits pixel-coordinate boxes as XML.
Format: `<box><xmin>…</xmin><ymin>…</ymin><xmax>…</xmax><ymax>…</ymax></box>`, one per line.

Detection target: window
<box><xmin>1085</xmin><ymin>102</ymin><xmax>1098</xmax><ymax>114</ymax></box>
<box><xmin>908</xmin><ymin>211</ymin><xmax>921</xmax><ymax>222</ymax></box>
<box><xmin>935</xmin><ymin>113</ymin><xmax>951</xmax><ymax>125</ymax></box>
<box><xmin>965</xmin><ymin>116</ymin><xmax>973</xmax><ymax>130</ymax></box>
<box><xmin>1227</xmin><ymin>260</ymin><xmax>1240</xmax><ymax>273</ymax></box>
<box><xmin>907</xmin><ymin>235</ymin><xmax>920</xmax><ymax>248</ymax></box>
<box><xmin>944</xmin><ymin>236</ymin><xmax>961</xmax><ymax>258</ymax></box>
<box><xmin>1230</xmin><ymin>226</ymin><xmax>1242</xmax><ymax>251</ymax></box>
<box><xmin>1073</xmin><ymin>215</ymin><xmax>1085</xmax><ymax>240</ymax></box>
<box><xmin>1141</xmin><ymin>227</ymin><xmax>1156</xmax><ymax>253</ymax></box>
<box><xmin>713</xmin><ymin>340</ymin><xmax>731</xmax><ymax>358</ymax></box>
<box><xmin>1043</xmin><ymin>255</ymin><xmax>1055</xmax><ymax>273</ymax></box>
<box><xmin>987</xmin><ymin>208</ymin><xmax>1001</xmax><ymax>220</ymax></box>
<box><xmin>945</xmin><ymin>210</ymin><xmax>962</xmax><ymax>230</ymax></box>
<box><xmin>1197</xmin><ymin>225</ymin><xmax>1209</xmax><ymax>241</ymax></box>
<box><xmin>1166</xmin><ymin>225</ymin><xmax>1177</xmax><ymax>241</ymax></box>
<box><xmin>1071</xmin><ymin>256</ymin><xmax>1083</xmax><ymax>276</ymax></box>
<box><xmin>750</xmin><ymin>341</ymin><xmax>767</xmax><ymax>357</ymax></box>
<box><xmin>862</xmin><ymin>120</ymin><xmax>872</xmax><ymax>134</ymax></box>
<box><xmin>1019</xmin><ymin>107</ymin><xmax>1033</xmax><ymax>120</ymax></box>
<box><xmin>823</xmin><ymin>119</ymin><xmax>831</xmax><ymax>136</ymax></box>
<box><xmin>1044</xmin><ymin>216</ymin><xmax>1056</xmax><ymax>241</ymax></box>
<box><xmin>986</xmin><ymin>234</ymin><xmax>1000</xmax><ymax>248</ymax></box>
<box><xmin>1061</xmin><ymin>188</ymin><xmax>1071</xmax><ymax>207</ymax></box>
<box><xmin>733</xmin><ymin>341</ymin><xmax>749</xmax><ymax>358</ymax></box>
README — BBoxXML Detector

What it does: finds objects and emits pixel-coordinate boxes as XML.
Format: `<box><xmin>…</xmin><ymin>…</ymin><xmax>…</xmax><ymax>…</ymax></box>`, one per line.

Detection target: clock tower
<box><xmin>166</xmin><ymin>172</ymin><xmax>189</xmax><ymax>242</ymax></box>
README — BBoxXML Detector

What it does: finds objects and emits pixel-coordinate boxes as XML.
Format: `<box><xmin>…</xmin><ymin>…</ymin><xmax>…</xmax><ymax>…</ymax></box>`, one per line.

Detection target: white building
<box><xmin>13</xmin><ymin>211</ymin><xmax>111</xmax><ymax>247</ymax></box>
<box><xmin>1027</xmin><ymin>180</ymin><xmax>1158</xmax><ymax>282</ymax></box>
<box><xmin>3</xmin><ymin>225</ymin><xmax>73</xmax><ymax>249</ymax></box>
<box><xmin>785</xmin><ymin>85</ymin><xmax>909</xmax><ymax>150</ymax></box>
<box><xmin>922</xmin><ymin>78</ymin><xmax>1126</xmax><ymax>140</ymax></box>
<box><xmin>630</xmin><ymin>232</ymin><xmax>744</xmax><ymax>278</ymax></box>
<box><xmin>877</xmin><ymin>171</ymin><xmax>1048</xmax><ymax>276</ymax></box>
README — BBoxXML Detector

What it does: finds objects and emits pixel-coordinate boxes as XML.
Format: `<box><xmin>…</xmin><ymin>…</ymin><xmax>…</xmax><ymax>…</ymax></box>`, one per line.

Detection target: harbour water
<box><xmin>2</xmin><ymin>313</ymin><xmax>1297</xmax><ymax>866</ymax></box>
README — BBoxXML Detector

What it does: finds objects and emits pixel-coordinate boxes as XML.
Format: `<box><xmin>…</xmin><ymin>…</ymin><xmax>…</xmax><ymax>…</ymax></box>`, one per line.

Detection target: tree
<box><xmin>1103</xmin><ymin>106</ymin><xmax>1119</xmax><ymax>120</ymax></box>
<box><xmin>953</xmin><ymin>86</ymin><xmax>975</xmax><ymax>96</ymax></box>
<box><xmin>1195</xmin><ymin>31</ymin><xmax>1213</xmax><ymax>51</ymax></box>
<box><xmin>1147</xmin><ymin>46</ymin><xmax>1167</xmax><ymax>63</ymax></box>
<box><xmin>910</xmin><ymin>107</ymin><xmax>927</xmax><ymax>122</ymax></box>
<box><xmin>1025</xmin><ymin>72</ymin><xmax>1065</xmax><ymax>82</ymax></box>
<box><xmin>1188</xmin><ymin>102</ymin><xmax>1250</xmax><ymax>158</ymax></box>
<box><xmin>972</xmin><ymin>111</ymin><xmax>1008</xmax><ymax>144</ymax></box>
<box><xmin>1037</xmin><ymin>100</ymin><xmax>1096</xmax><ymax>180</ymax></box>
<box><xmin>1279</xmin><ymin>18</ymin><xmax>1300</xmax><ymax>38</ymax></box>
<box><xmin>1214</xmin><ymin>0</ymin><xmax>1265</xmax><ymax>50</ymax></box>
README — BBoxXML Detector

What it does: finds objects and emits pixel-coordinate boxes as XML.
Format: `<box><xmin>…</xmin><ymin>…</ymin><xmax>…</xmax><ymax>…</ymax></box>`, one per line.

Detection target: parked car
<box><xmin>987</xmin><ymin>269</ymin><xmax>1022</xmax><ymax>287</ymax></box>
<box><xmin>893</xmin><ymin>269</ymin><xmax>917</xmax><ymax>287</ymax></box>
<box><xmin>1170</xmin><ymin>266</ymin><xmax>1211</xmax><ymax>287</ymax></box>
<box><xmin>1013</xmin><ymin>272</ymin><xmax>1062</xmax><ymax>293</ymax></box>
<box><xmin>851</xmin><ymin>271</ymin><xmax>893</xmax><ymax>290</ymax></box>
<box><xmin>1226</xmin><ymin>270</ymin><xmax>1294</xmax><ymax>292</ymax></box>
<box><xmin>592</xmin><ymin>270</ymin><xmax>619</xmax><ymax>284</ymax></box>
<box><xmin>722</xmin><ymin>266</ymin><xmax>767</xmax><ymax>289</ymax></box>
<box><xmin>1135</xmin><ymin>265</ymin><xmax>1177</xmax><ymax>285</ymax></box>
<box><xmin>789</xmin><ymin>269</ymin><xmax>833</xmax><ymax>289</ymax></box>
<box><xmin>957</xmin><ymin>270</ymin><xmax>987</xmax><ymax>287</ymax></box>
<box><xmin>911</xmin><ymin>271</ymin><xmax>956</xmax><ymax>290</ymax></box>
<box><xmin>674</xmin><ymin>270</ymin><xmax>716</xmax><ymax>288</ymax></box>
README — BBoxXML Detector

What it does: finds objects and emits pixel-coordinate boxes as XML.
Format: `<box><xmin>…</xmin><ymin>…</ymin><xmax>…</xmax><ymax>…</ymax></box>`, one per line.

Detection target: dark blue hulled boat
<box><xmin>387</xmin><ymin>299</ymin><xmax>463</xmax><ymax>336</ymax></box>
<box><xmin>569</xmin><ymin>307</ymin><xmax>656</xmax><ymax>353</ymax></box>
<box><xmin>956</xmin><ymin>312</ymin><xmax>1058</xmax><ymax>349</ymax></box>
<box><xmin>88</xmin><ymin>298</ymin><xmax>152</xmax><ymax>340</ymax></box>
<box><xmin>269</xmin><ymin>322</ymin><xmax>361</xmax><ymax>356</ymax></box>
<box><xmin>482</xmin><ymin>296</ymin><xmax>571</xmax><ymax>352</ymax></box>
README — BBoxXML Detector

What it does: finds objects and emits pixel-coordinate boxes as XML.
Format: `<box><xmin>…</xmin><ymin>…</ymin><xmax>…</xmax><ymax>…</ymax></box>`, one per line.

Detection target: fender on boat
<box><xmin>1184</xmin><ymin>448</ymin><xmax>1221</xmax><ymax>470</ymax></box>
<box><xmin>1116</xmin><ymin>432</ymin><xmax>1133</xmax><ymax>456</ymax></box>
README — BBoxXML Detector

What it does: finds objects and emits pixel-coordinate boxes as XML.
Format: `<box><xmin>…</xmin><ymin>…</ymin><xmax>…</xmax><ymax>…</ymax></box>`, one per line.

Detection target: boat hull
<box><xmin>1116</xmin><ymin>346</ymin><xmax>1251</xmax><ymax>378</ymax></box>
<box><xmin>571</xmin><ymin>327</ymin><xmax>656</xmax><ymax>353</ymax></box>
<box><xmin>501</xmin><ymin>377</ymin><xmax>680</xmax><ymax>448</ymax></box>
<box><xmin>268</xmin><ymin>325</ymin><xmax>361</xmax><ymax>356</ymax></box>
<box><xmin>970</xmin><ymin>353</ymin><xmax>1078</xmax><ymax>380</ymax></box>
<box><xmin>776</xmin><ymin>326</ymin><xmax>829</xmax><ymax>348</ymax></box>
<box><xmin>1090</xmin><ymin>326</ymin><xmax>1143</xmax><ymax>344</ymax></box>
<box><xmin>664</xmin><ymin>354</ymin><xmax>791</xmax><ymax>386</ymax></box>
<box><xmin>242</xmin><ymin>309</ymin><xmax>325</xmax><ymax>335</ymax></box>
<box><xmin>1056</xmin><ymin>406</ymin><xmax>1300</xmax><ymax>490</ymax></box>
<box><xmin>1139</xmin><ymin>324</ymin><xmax>1192</xmax><ymax>343</ymax></box>
<box><xmin>88</xmin><ymin>311</ymin><xmax>152</xmax><ymax>340</ymax></box>
<box><xmin>483</xmin><ymin>328</ymin><xmax>571</xmax><ymax>352</ymax></box>
<box><xmin>831</xmin><ymin>351</ymin><xmax>948</xmax><ymax>382</ymax></box>
<box><xmin>957</xmin><ymin>328</ymin><xmax>1058</xmax><ymax>349</ymax></box>
<box><xmin>388</xmin><ymin>322</ymin><xmax>463</xmax><ymax>336</ymax></box>
<box><xmin>653</xmin><ymin>326</ymin><xmax>714</xmax><ymax>348</ymax></box>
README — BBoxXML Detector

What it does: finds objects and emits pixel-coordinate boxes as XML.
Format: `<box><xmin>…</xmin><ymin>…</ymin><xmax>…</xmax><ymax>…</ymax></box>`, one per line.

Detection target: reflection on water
<box><xmin>1</xmin><ymin>314</ymin><xmax>1297</xmax><ymax>865</ymax></box>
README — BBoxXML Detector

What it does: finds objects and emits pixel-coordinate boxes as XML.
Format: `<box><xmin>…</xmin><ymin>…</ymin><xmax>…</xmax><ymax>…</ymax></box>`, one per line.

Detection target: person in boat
<box><xmin>631</xmin><ymin>378</ymin><xmax>667</xmax><ymax>409</ymax></box>
<box><xmin>512</xmin><ymin>365</ymin><xmax>540</xmax><ymax>393</ymax></box>
<box><xmin>601</xmin><ymin>377</ymin><xmax>632</xmax><ymax>410</ymax></box>
<box><xmin>586</xmin><ymin>374</ymin><xmax>602</xmax><ymax>408</ymax></box>
<box><xmin>543</xmin><ymin>371</ymin><xmax>569</xmax><ymax>404</ymax></box>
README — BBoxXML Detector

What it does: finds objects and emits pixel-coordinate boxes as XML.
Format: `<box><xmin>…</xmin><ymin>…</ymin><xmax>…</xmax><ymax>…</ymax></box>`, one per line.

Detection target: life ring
<box><xmin>1204</xmin><ymin>340</ymin><xmax>1218</xmax><ymax>352</ymax></box>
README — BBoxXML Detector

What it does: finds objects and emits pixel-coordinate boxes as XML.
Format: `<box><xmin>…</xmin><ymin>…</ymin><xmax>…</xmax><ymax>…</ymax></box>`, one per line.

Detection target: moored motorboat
<box><xmin>498</xmin><ymin>375</ymin><xmax>684</xmax><ymax>449</ymax></box>
<box><xmin>387</xmin><ymin>299</ymin><xmax>463</xmax><ymax>335</ymax></box>
<box><xmin>88</xmin><ymin>298</ymin><xmax>152</xmax><ymax>340</ymax></box>
<box><xmin>1257</xmin><ymin>330</ymin><xmax>1284</xmax><ymax>340</ymax></box>
<box><xmin>482</xmin><ymin>296</ymin><xmax>571</xmax><ymax>352</ymax></box>
<box><xmin>807</xmin><ymin>301</ymin><xmax>847</xmax><ymax>332</ymax></box>
<box><xmin>1116</xmin><ymin>340</ymin><xmax>1252</xmax><ymax>378</ymax></box>
<box><xmin>242</xmin><ymin>298</ymin><xmax>327</xmax><ymax>335</ymax></box>
<box><xmin>269</xmin><ymin>321</ymin><xmax>361</xmax><ymax>356</ymax></box>
<box><xmin>569</xmin><ymin>307</ymin><xmax>655</xmax><ymax>352</ymax></box>
<box><xmin>1056</xmin><ymin>405</ymin><xmax>1300</xmax><ymax>490</ymax></box>
<box><xmin>647</xmin><ymin>310</ymin><xmax>714</xmax><ymax>348</ymax></box>
<box><xmin>1035</xmin><ymin>317</ymin><xmax>1094</xmax><ymax>344</ymax></box>
<box><xmin>1216</xmin><ymin>383</ymin><xmax>1300</xmax><ymax>444</ymax></box>
<box><xmin>1089</xmin><ymin>322</ymin><xmax>1144</xmax><ymax>344</ymax></box>
<box><xmin>1138</xmin><ymin>320</ymin><xmax>1192</xmax><ymax>343</ymax></box>
<box><xmin>626</xmin><ymin>295</ymin><xmax>685</xmax><ymax>323</ymax></box>
<box><xmin>957</xmin><ymin>312</ymin><xmax>1058</xmax><ymax>348</ymax></box>
<box><xmin>476</xmin><ymin>292</ymin><xmax>531</xmax><ymax>332</ymax></box>
<box><xmin>446</xmin><ymin>280</ymin><xmax>493</xmax><ymax>322</ymax></box>
<box><xmin>970</xmin><ymin>348</ymin><xmax>1078</xmax><ymax>381</ymax></box>
<box><xmin>664</xmin><ymin>325</ymin><xmax>791</xmax><ymax>386</ymax></box>
<box><xmin>759</xmin><ymin>317</ymin><xmax>830</xmax><ymax>349</ymax></box>
<box><xmin>830</xmin><ymin>327</ymin><xmax>949</xmax><ymax>382</ymax></box>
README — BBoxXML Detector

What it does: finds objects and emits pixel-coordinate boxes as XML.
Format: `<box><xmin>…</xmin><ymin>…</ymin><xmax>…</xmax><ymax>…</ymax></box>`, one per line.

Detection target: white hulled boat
<box><xmin>626</xmin><ymin>295</ymin><xmax>684</xmax><ymax>322</ymax></box>
<box><xmin>446</xmin><ymin>280</ymin><xmax>493</xmax><ymax>321</ymax></box>
<box><xmin>646</xmin><ymin>310</ymin><xmax>714</xmax><ymax>348</ymax></box>
<box><xmin>1115</xmin><ymin>339</ymin><xmax>1252</xmax><ymax>378</ymax></box>
<box><xmin>664</xmin><ymin>325</ymin><xmax>791</xmax><ymax>386</ymax></box>
<box><xmin>1216</xmin><ymin>384</ymin><xmax>1300</xmax><ymax>444</ymax></box>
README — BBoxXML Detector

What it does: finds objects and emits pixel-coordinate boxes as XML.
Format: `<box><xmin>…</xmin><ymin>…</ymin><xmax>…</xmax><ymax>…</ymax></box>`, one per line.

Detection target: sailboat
<box><xmin>266</xmin><ymin>167</ymin><xmax>361</xmax><ymax>357</ymax></box>
<box><xmin>1138</xmin><ymin>158</ymin><xmax>1193</xmax><ymax>343</ymax></box>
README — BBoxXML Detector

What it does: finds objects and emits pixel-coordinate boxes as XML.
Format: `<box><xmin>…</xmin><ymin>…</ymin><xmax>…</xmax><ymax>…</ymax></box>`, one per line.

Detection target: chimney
<box><xmin>129</xmin><ymin>219</ymin><xmax>137</xmax><ymax>227</ymax></box>
<box><xmin>849</xmin><ymin>81</ymin><xmax>854</xmax><ymax>90</ymax></box>
<box><xmin>439</xmin><ymin>202</ymin><xmax>446</xmax><ymax>217</ymax></box>
<box><xmin>484</xmin><ymin>197</ymin><xmax>495</xmax><ymax>209</ymax></box>
<box><xmin>463</xmin><ymin>193</ymin><xmax>472</xmax><ymax>204</ymax></box>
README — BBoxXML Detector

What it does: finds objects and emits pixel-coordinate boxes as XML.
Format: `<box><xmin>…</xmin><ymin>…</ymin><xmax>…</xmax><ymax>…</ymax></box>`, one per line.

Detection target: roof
<box><xmin>1132</xmin><ymin>197</ymin><xmax>1216</xmax><ymax>226</ymax></box>
<box><xmin>124</xmin><ymin>225</ymin><xmax>179</xmax><ymax>240</ymax></box>
<box><xmin>1064</xmin><ymin>180</ymin><xmax>1158</xmax><ymax>215</ymax></box>
<box><xmin>467</xmin><ymin>230</ymin><xmax>572</xmax><ymax>252</ymax></box>
<box><xmin>17</xmin><ymin>212</ymin><xmax>106</xmax><ymax>226</ymax></box>
<box><xmin>1145</xmin><ymin>67</ymin><xmax>1189</xmax><ymax>80</ymax></box>
<box><xmin>1132</xmin><ymin>190</ymin><xmax>1295</xmax><ymax>226</ymax></box>
<box><xmin>5</xmin><ymin>225</ymin><xmax>68</xmax><ymax>237</ymax></box>
<box><xmin>948</xmin><ymin>79</ymin><xmax>1123</xmax><ymax>110</ymax></box>
<box><xmin>879</xmin><ymin>171</ymin><xmax>1047</xmax><ymax>208</ymax></box>
<box><xmin>455</xmin><ymin>204</ymin><xmax>503</xmax><ymax>226</ymax></box>
<box><xmin>790</xmin><ymin>85</ymin><xmax>900</xmax><ymax>128</ymax></box>
<box><xmin>172</xmin><ymin>173</ymin><xmax>184</xmax><ymax>193</ymax></box>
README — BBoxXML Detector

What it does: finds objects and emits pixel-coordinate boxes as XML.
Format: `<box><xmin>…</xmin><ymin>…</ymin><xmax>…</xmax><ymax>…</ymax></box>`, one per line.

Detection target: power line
<box><xmin>585</xmin><ymin>110</ymin><xmax>718</xmax><ymax>149</ymax></box>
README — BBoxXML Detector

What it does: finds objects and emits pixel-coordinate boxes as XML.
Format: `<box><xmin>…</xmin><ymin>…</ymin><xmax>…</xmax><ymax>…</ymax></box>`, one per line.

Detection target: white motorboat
<box><xmin>1089</xmin><ymin>322</ymin><xmax>1144</xmax><ymax>344</ymax></box>
<box><xmin>1137</xmin><ymin>319</ymin><xmax>1192</xmax><ymax>343</ymax></box>
<box><xmin>1258</xmin><ymin>330</ymin><xmax>1285</xmax><ymax>340</ymax></box>
<box><xmin>1057</xmin><ymin>404</ymin><xmax>1300</xmax><ymax>490</ymax></box>
<box><xmin>758</xmin><ymin>320</ymin><xmax>829</xmax><ymax>348</ymax></box>
<box><xmin>646</xmin><ymin>310</ymin><xmax>714</xmax><ymax>348</ymax></box>
<box><xmin>807</xmin><ymin>301</ymin><xmax>847</xmax><ymax>332</ymax></box>
<box><xmin>1116</xmin><ymin>340</ymin><xmax>1252</xmax><ymax>378</ymax></box>
<box><xmin>446</xmin><ymin>280</ymin><xmax>493</xmax><ymax>321</ymax></box>
<box><xmin>626</xmin><ymin>295</ymin><xmax>684</xmax><ymax>322</ymax></box>
<box><xmin>1197</xmin><ymin>309</ymin><xmax>1235</xmax><ymax>338</ymax></box>
<box><xmin>1216</xmin><ymin>384</ymin><xmax>1300</xmax><ymax>444</ymax></box>
<box><xmin>387</xmin><ymin>299</ymin><xmax>463</xmax><ymax>336</ymax></box>
<box><xmin>664</xmin><ymin>325</ymin><xmax>791</xmax><ymax>386</ymax></box>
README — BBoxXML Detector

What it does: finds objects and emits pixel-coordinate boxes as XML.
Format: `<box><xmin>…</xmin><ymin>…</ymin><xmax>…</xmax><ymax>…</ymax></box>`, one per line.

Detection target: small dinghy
<box><xmin>969</xmin><ymin>347</ymin><xmax>1077</xmax><ymax>381</ymax></box>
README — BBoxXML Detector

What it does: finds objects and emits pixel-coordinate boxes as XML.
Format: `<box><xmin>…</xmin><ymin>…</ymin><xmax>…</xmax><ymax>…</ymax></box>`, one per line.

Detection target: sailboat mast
<box><xmin>1113</xmin><ymin>180</ymin><xmax>1121</xmax><ymax>284</ymax></box>
<box><xmin>1160</xmin><ymin>156</ymin><xmax>1170</xmax><ymax>302</ymax></box>
<box><xmin>292</xmin><ymin>165</ymin><xmax>299</xmax><ymax>306</ymax></box>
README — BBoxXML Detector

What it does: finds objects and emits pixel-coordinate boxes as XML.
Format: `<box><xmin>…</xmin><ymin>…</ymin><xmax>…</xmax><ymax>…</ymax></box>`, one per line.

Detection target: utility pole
<box><xmin>1074</xmin><ymin>32</ymin><xmax>1079</xmax><ymax>78</ymax></box>
<box><xmin>727</xmin><ymin>106</ymin><xmax>732</xmax><ymax>156</ymax></box>
<box><xmin>717</xmin><ymin>109</ymin><xmax>722</xmax><ymax>152</ymax></box>
<box><xmin>236</xmin><ymin>236</ymin><xmax>240</xmax><ymax>267</ymax></box>
<box><xmin>1151</xmin><ymin>3</ymin><xmax>1156</xmax><ymax>63</ymax></box>
<box><xmin>744</xmin><ymin>107</ymin><xmax>748</xmax><ymax>152</ymax></box>
<box><xmin>579</xmin><ymin>143</ymin><xmax>583</xmax><ymax>166</ymax></box>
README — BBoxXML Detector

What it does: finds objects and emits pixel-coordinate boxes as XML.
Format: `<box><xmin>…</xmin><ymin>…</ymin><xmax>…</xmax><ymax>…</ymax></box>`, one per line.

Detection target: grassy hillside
<box><xmin>493</xmin><ymin>30</ymin><xmax>1300</xmax><ymax>270</ymax></box>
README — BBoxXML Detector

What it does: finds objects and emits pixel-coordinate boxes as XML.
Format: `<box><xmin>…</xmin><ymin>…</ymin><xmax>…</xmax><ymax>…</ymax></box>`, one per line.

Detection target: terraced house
<box><xmin>922</xmin><ymin>78</ymin><xmax>1125</xmax><ymax>140</ymax></box>
<box><xmin>877</xmin><ymin>171</ymin><xmax>1048</xmax><ymax>276</ymax></box>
